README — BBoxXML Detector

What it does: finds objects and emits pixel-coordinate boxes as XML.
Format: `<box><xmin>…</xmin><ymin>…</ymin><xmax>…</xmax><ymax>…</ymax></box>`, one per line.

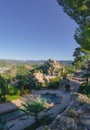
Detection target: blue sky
<box><xmin>0</xmin><ymin>0</ymin><xmax>78</xmax><ymax>60</ymax></box>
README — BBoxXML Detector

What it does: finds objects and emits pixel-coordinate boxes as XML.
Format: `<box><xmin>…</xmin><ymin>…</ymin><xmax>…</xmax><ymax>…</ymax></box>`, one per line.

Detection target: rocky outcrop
<box><xmin>30</xmin><ymin>59</ymin><xmax>64</xmax><ymax>87</ymax></box>
<box><xmin>32</xmin><ymin>71</ymin><xmax>56</xmax><ymax>84</ymax></box>
<box><xmin>38</xmin><ymin>93</ymin><xmax>90</xmax><ymax>130</ymax></box>
<box><xmin>49</xmin><ymin>93</ymin><xmax>90</xmax><ymax>130</ymax></box>
<box><xmin>43</xmin><ymin>59</ymin><xmax>64</xmax><ymax>76</ymax></box>
<box><xmin>50</xmin><ymin>115</ymin><xmax>77</xmax><ymax>130</ymax></box>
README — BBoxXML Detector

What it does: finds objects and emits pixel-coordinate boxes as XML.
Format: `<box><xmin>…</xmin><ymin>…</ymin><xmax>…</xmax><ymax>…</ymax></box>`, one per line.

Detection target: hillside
<box><xmin>0</xmin><ymin>59</ymin><xmax>72</xmax><ymax>66</ymax></box>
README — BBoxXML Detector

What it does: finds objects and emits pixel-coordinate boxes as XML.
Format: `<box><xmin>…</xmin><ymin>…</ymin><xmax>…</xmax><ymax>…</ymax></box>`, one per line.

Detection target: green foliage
<box><xmin>0</xmin><ymin>76</ymin><xmax>8</xmax><ymax>95</ymax></box>
<box><xmin>8</xmin><ymin>85</ymin><xmax>17</xmax><ymax>96</ymax></box>
<box><xmin>35</xmin><ymin>82</ymin><xmax>44</xmax><ymax>90</ymax></box>
<box><xmin>72</xmin><ymin>47</ymin><xmax>85</xmax><ymax>70</ymax></box>
<box><xmin>78</xmin><ymin>82</ymin><xmax>90</xmax><ymax>97</ymax></box>
<box><xmin>83</xmin><ymin>73</ymin><xmax>90</xmax><ymax>78</ymax></box>
<box><xmin>39</xmin><ymin>115</ymin><xmax>53</xmax><ymax>125</ymax></box>
<box><xmin>64</xmin><ymin>65</ymin><xmax>75</xmax><ymax>74</ymax></box>
<box><xmin>6</xmin><ymin>94</ymin><xmax>20</xmax><ymax>101</ymax></box>
<box><xmin>21</xmin><ymin>98</ymin><xmax>46</xmax><ymax>125</ymax></box>
<box><xmin>0</xmin><ymin>76</ymin><xmax>8</xmax><ymax>102</ymax></box>
<box><xmin>23</xmin><ymin>89</ymin><xmax>30</xmax><ymax>94</ymax></box>
<box><xmin>78</xmin><ymin>83</ymin><xmax>87</xmax><ymax>93</ymax></box>
<box><xmin>62</xmin><ymin>72</ymin><xmax>67</xmax><ymax>79</ymax></box>
<box><xmin>16</xmin><ymin>74</ymin><xmax>31</xmax><ymax>93</ymax></box>
<box><xmin>16</xmin><ymin>65</ymin><xmax>30</xmax><ymax>75</ymax></box>
<box><xmin>57</xmin><ymin>0</ymin><xmax>90</xmax><ymax>28</ymax></box>
<box><xmin>57</xmin><ymin>0</ymin><xmax>90</xmax><ymax>52</ymax></box>
<box><xmin>82</xmin><ymin>73</ymin><xmax>90</xmax><ymax>84</ymax></box>
<box><xmin>75</xmin><ymin>27</ymin><xmax>90</xmax><ymax>51</ymax></box>
<box><xmin>65</xmin><ymin>84</ymin><xmax>71</xmax><ymax>91</ymax></box>
<box><xmin>21</xmin><ymin>99</ymin><xmax>46</xmax><ymax>116</ymax></box>
<box><xmin>0</xmin><ymin>96</ymin><xmax>6</xmax><ymax>102</ymax></box>
<box><xmin>48</xmin><ymin>77</ymin><xmax>60</xmax><ymax>89</ymax></box>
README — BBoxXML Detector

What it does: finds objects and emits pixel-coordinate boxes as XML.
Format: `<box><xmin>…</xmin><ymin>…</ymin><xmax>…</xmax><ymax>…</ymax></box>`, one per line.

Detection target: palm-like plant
<box><xmin>21</xmin><ymin>98</ymin><xmax>46</xmax><ymax>126</ymax></box>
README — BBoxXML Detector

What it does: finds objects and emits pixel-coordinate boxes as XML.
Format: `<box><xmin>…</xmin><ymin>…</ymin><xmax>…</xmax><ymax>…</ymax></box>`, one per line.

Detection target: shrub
<box><xmin>23</xmin><ymin>89</ymin><xmax>30</xmax><ymax>94</ymax></box>
<box><xmin>8</xmin><ymin>85</ymin><xmax>17</xmax><ymax>96</ymax></box>
<box><xmin>20</xmin><ymin>98</ymin><xmax>46</xmax><ymax>126</ymax></box>
<box><xmin>35</xmin><ymin>82</ymin><xmax>44</xmax><ymax>90</ymax></box>
<box><xmin>0</xmin><ymin>96</ymin><xmax>6</xmax><ymax>102</ymax></box>
<box><xmin>48</xmin><ymin>77</ymin><xmax>60</xmax><ymax>89</ymax></box>
<box><xmin>48</xmin><ymin>82</ymin><xmax>59</xmax><ymax>89</ymax></box>
<box><xmin>65</xmin><ymin>84</ymin><xmax>71</xmax><ymax>91</ymax></box>
<box><xmin>6</xmin><ymin>94</ymin><xmax>20</xmax><ymax>101</ymax></box>
<box><xmin>39</xmin><ymin>115</ymin><xmax>53</xmax><ymax>125</ymax></box>
<box><xmin>62</xmin><ymin>72</ymin><xmax>67</xmax><ymax>79</ymax></box>
<box><xmin>9</xmin><ymin>88</ymin><xmax>17</xmax><ymax>96</ymax></box>
<box><xmin>84</xmin><ymin>84</ymin><xmax>90</xmax><ymax>95</ymax></box>
<box><xmin>67</xmin><ymin>109</ymin><xmax>79</xmax><ymax>118</ymax></box>
<box><xmin>78</xmin><ymin>83</ymin><xmax>90</xmax><ymax>95</ymax></box>
<box><xmin>78</xmin><ymin>83</ymin><xmax>87</xmax><ymax>93</ymax></box>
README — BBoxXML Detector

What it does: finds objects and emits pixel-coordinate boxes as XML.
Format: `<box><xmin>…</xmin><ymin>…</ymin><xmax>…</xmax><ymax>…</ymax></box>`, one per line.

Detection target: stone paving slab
<box><xmin>7</xmin><ymin>115</ymin><xmax>35</xmax><ymax>130</ymax></box>
<box><xmin>0</xmin><ymin>98</ymin><xmax>24</xmax><ymax>114</ymax></box>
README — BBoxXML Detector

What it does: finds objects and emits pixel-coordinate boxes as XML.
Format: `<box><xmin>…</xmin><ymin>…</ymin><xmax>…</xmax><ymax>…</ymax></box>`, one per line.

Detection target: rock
<box><xmin>48</xmin><ymin>93</ymin><xmax>90</xmax><ymax>130</ymax></box>
<box><xmin>36</xmin><ymin>126</ymin><xmax>49</xmax><ymax>130</ymax></box>
<box><xmin>30</xmin><ymin>59</ymin><xmax>64</xmax><ymax>87</ymax></box>
<box><xmin>50</xmin><ymin>115</ymin><xmax>77</xmax><ymax>130</ymax></box>
<box><xmin>80</xmin><ymin>113</ymin><xmax>90</xmax><ymax>129</ymax></box>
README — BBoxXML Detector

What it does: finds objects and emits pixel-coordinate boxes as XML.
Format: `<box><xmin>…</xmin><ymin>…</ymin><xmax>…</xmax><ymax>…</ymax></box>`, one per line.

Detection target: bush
<box><xmin>0</xmin><ymin>96</ymin><xmax>6</xmax><ymax>102</ymax></box>
<box><xmin>23</xmin><ymin>89</ymin><xmax>30</xmax><ymax>94</ymax></box>
<box><xmin>63</xmin><ymin>73</ymin><xmax>67</xmax><ymax>79</ymax></box>
<box><xmin>48</xmin><ymin>77</ymin><xmax>60</xmax><ymax>89</ymax></box>
<box><xmin>21</xmin><ymin>98</ymin><xmax>46</xmax><ymax>126</ymax></box>
<box><xmin>6</xmin><ymin>94</ymin><xmax>20</xmax><ymax>101</ymax></box>
<box><xmin>67</xmin><ymin>109</ymin><xmax>79</xmax><ymax>118</ymax></box>
<box><xmin>78</xmin><ymin>83</ymin><xmax>90</xmax><ymax>97</ymax></box>
<box><xmin>8</xmin><ymin>85</ymin><xmax>17</xmax><ymax>96</ymax></box>
<box><xmin>16</xmin><ymin>89</ymin><xmax>21</xmax><ymax>96</ymax></box>
<box><xmin>35</xmin><ymin>82</ymin><xmax>44</xmax><ymax>90</ymax></box>
<box><xmin>48</xmin><ymin>82</ymin><xmax>59</xmax><ymax>89</ymax></box>
<box><xmin>65</xmin><ymin>84</ymin><xmax>71</xmax><ymax>91</ymax></box>
<box><xmin>78</xmin><ymin>83</ymin><xmax>87</xmax><ymax>93</ymax></box>
<box><xmin>39</xmin><ymin>115</ymin><xmax>53</xmax><ymax>125</ymax></box>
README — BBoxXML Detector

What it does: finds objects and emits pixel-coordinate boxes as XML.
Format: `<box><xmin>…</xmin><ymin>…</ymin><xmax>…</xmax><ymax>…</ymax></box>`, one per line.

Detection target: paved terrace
<box><xmin>0</xmin><ymin>75</ymin><xmax>82</xmax><ymax>130</ymax></box>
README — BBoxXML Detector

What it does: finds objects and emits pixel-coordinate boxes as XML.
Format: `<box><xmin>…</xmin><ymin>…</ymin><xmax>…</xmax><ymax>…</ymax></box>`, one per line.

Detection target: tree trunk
<box><xmin>35</xmin><ymin>114</ymin><xmax>39</xmax><ymax>127</ymax></box>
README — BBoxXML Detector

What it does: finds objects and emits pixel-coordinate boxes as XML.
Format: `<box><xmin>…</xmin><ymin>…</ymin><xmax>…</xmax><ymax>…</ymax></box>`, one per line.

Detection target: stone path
<box><xmin>0</xmin><ymin>98</ymin><xmax>24</xmax><ymax>114</ymax></box>
<box><xmin>0</xmin><ymin>90</ymin><xmax>71</xmax><ymax>130</ymax></box>
<box><xmin>0</xmin><ymin>75</ymin><xmax>82</xmax><ymax>130</ymax></box>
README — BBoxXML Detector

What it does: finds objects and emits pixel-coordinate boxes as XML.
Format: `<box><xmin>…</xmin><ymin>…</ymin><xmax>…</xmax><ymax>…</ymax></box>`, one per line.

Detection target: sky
<box><xmin>0</xmin><ymin>0</ymin><xmax>78</xmax><ymax>61</ymax></box>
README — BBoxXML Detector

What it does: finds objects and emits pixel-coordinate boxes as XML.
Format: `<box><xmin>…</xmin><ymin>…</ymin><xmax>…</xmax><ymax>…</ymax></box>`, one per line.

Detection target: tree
<box><xmin>57</xmin><ymin>0</ymin><xmax>90</xmax><ymax>27</ymax></box>
<box><xmin>57</xmin><ymin>0</ymin><xmax>90</xmax><ymax>51</ymax></box>
<box><xmin>75</xmin><ymin>27</ymin><xmax>90</xmax><ymax>51</ymax></box>
<box><xmin>0</xmin><ymin>76</ymin><xmax>8</xmax><ymax>101</ymax></box>
<box><xmin>16</xmin><ymin>74</ymin><xmax>30</xmax><ymax>94</ymax></box>
<box><xmin>72</xmin><ymin>47</ymin><xmax>85</xmax><ymax>69</ymax></box>
<box><xmin>83</xmin><ymin>73</ymin><xmax>90</xmax><ymax>84</ymax></box>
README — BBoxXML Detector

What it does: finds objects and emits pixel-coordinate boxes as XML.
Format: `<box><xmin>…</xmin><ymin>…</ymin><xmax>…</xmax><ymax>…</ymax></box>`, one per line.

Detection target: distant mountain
<box><xmin>26</xmin><ymin>60</ymin><xmax>72</xmax><ymax>66</ymax></box>
<box><xmin>59</xmin><ymin>60</ymin><xmax>72</xmax><ymax>66</ymax></box>
<box><xmin>0</xmin><ymin>59</ymin><xmax>72</xmax><ymax>66</ymax></box>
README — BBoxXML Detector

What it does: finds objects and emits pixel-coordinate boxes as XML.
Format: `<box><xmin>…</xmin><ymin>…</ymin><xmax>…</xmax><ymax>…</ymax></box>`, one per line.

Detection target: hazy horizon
<box><xmin>0</xmin><ymin>58</ymin><xmax>72</xmax><ymax>61</ymax></box>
